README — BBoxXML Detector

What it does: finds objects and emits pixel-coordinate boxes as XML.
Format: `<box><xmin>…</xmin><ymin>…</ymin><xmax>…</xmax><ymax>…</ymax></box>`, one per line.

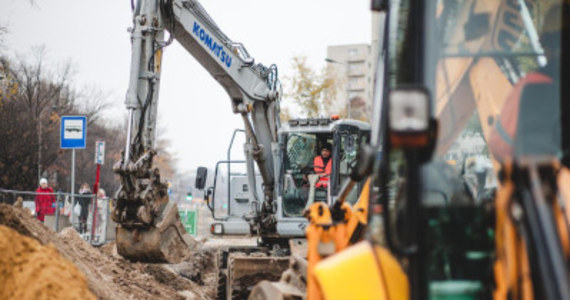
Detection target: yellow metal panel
<box><xmin>558</xmin><ymin>167</ymin><xmax>570</xmax><ymax>258</ymax></box>
<box><xmin>376</xmin><ymin>246</ymin><xmax>409</xmax><ymax>300</ymax></box>
<box><xmin>314</xmin><ymin>241</ymin><xmax>408</xmax><ymax>300</ymax></box>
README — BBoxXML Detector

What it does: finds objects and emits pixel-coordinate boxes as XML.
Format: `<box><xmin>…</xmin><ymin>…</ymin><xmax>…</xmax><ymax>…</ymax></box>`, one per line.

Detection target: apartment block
<box><xmin>326</xmin><ymin>43</ymin><xmax>372</xmax><ymax>119</ymax></box>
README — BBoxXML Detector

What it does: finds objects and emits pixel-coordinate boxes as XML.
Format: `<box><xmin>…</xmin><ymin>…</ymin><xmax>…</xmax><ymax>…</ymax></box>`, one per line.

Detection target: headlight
<box><xmin>389</xmin><ymin>89</ymin><xmax>429</xmax><ymax>132</ymax></box>
<box><xmin>388</xmin><ymin>87</ymin><xmax>431</xmax><ymax>148</ymax></box>
<box><xmin>211</xmin><ymin>223</ymin><xmax>223</xmax><ymax>235</ymax></box>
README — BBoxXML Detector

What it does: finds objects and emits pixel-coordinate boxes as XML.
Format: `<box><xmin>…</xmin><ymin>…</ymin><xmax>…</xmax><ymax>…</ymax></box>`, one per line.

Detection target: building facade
<box><xmin>326</xmin><ymin>43</ymin><xmax>372</xmax><ymax>120</ymax></box>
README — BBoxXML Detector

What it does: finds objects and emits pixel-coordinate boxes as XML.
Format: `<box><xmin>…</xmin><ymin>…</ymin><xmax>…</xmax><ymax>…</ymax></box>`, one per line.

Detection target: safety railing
<box><xmin>0</xmin><ymin>188</ymin><xmax>113</xmax><ymax>246</ymax></box>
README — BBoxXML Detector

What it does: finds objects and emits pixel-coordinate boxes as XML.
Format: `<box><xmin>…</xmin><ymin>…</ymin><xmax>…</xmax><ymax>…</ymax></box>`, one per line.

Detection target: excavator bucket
<box><xmin>226</xmin><ymin>253</ymin><xmax>290</xmax><ymax>299</ymax></box>
<box><xmin>116</xmin><ymin>201</ymin><xmax>197</xmax><ymax>263</ymax></box>
<box><xmin>248</xmin><ymin>255</ymin><xmax>307</xmax><ymax>300</ymax></box>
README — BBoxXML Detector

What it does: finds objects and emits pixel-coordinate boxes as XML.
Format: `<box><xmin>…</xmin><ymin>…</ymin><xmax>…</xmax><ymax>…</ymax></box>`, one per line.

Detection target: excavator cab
<box><xmin>200</xmin><ymin>119</ymin><xmax>370</xmax><ymax>236</ymax></box>
<box><xmin>193</xmin><ymin>119</ymin><xmax>370</xmax><ymax>299</ymax></box>
<box><xmin>280</xmin><ymin>118</ymin><xmax>370</xmax><ymax>218</ymax></box>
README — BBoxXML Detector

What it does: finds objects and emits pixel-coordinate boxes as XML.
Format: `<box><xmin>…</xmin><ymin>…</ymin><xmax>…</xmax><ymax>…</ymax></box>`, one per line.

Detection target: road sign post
<box><xmin>93</xmin><ymin>141</ymin><xmax>105</xmax><ymax>194</ymax></box>
<box><xmin>61</xmin><ymin>116</ymin><xmax>87</xmax><ymax>225</ymax></box>
<box><xmin>91</xmin><ymin>141</ymin><xmax>105</xmax><ymax>241</ymax></box>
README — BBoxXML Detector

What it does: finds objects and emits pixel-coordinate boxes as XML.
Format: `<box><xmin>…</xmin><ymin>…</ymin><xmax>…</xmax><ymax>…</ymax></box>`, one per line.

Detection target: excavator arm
<box><xmin>112</xmin><ymin>0</ymin><xmax>281</xmax><ymax>263</ymax></box>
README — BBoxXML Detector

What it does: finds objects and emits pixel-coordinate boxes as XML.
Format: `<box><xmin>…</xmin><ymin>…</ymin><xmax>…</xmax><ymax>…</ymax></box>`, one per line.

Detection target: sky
<box><xmin>0</xmin><ymin>0</ymin><xmax>372</xmax><ymax>174</ymax></box>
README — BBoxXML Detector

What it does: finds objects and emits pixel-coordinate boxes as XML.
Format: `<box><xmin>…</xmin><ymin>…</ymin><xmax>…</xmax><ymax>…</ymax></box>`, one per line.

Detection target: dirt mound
<box><xmin>0</xmin><ymin>204</ymin><xmax>212</xmax><ymax>300</ymax></box>
<box><xmin>0</xmin><ymin>225</ymin><xmax>95</xmax><ymax>300</ymax></box>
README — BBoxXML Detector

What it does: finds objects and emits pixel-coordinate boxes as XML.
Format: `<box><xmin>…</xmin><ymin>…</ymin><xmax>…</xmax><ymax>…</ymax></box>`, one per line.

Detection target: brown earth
<box><xmin>0</xmin><ymin>204</ymin><xmax>216</xmax><ymax>300</ymax></box>
<box><xmin>0</xmin><ymin>225</ymin><xmax>95</xmax><ymax>300</ymax></box>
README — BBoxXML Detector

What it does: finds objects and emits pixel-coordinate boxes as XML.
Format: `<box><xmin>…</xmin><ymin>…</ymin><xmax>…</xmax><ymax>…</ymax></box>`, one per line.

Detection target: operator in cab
<box><xmin>314</xmin><ymin>143</ymin><xmax>332</xmax><ymax>187</ymax></box>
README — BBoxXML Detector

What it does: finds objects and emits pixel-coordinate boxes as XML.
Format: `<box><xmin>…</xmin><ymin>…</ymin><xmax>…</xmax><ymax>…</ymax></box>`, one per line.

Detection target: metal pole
<box><xmin>101</xmin><ymin>197</ymin><xmax>108</xmax><ymax>244</ymax></box>
<box><xmin>91</xmin><ymin>195</ymin><xmax>98</xmax><ymax>243</ymax></box>
<box><xmin>38</xmin><ymin>111</ymin><xmax>42</xmax><ymax>183</ymax></box>
<box><xmin>70</xmin><ymin>148</ymin><xmax>76</xmax><ymax>223</ymax></box>
<box><xmin>54</xmin><ymin>192</ymin><xmax>60</xmax><ymax>232</ymax></box>
<box><xmin>346</xmin><ymin>64</ymin><xmax>351</xmax><ymax>119</ymax></box>
<box><xmin>91</xmin><ymin>163</ymin><xmax>101</xmax><ymax>243</ymax></box>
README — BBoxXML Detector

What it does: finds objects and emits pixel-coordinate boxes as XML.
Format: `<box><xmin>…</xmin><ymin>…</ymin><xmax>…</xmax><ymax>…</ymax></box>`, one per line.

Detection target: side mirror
<box><xmin>195</xmin><ymin>167</ymin><xmax>208</xmax><ymax>190</ymax></box>
<box><xmin>350</xmin><ymin>144</ymin><xmax>376</xmax><ymax>182</ymax></box>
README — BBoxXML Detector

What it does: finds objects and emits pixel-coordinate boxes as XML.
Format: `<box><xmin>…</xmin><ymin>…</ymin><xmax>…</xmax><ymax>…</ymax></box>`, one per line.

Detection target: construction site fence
<box><xmin>0</xmin><ymin>188</ymin><xmax>114</xmax><ymax>246</ymax></box>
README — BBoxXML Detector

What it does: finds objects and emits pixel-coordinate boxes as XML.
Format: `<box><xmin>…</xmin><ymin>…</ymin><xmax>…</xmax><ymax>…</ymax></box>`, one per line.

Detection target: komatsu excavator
<box><xmin>198</xmin><ymin>117</ymin><xmax>370</xmax><ymax>299</ymax></box>
<box><xmin>112</xmin><ymin>0</ymin><xmax>282</xmax><ymax>263</ymax></box>
<box><xmin>112</xmin><ymin>0</ymin><xmax>371</xmax><ymax>298</ymax></box>
<box><xmin>300</xmin><ymin>0</ymin><xmax>570</xmax><ymax>299</ymax></box>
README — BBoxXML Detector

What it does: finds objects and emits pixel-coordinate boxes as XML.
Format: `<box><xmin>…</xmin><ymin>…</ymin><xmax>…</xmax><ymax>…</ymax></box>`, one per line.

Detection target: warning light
<box><xmin>331</xmin><ymin>114</ymin><xmax>340</xmax><ymax>120</ymax></box>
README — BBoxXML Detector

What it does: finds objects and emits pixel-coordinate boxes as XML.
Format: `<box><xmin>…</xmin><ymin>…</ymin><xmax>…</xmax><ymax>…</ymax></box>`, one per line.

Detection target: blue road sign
<box><xmin>61</xmin><ymin>116</ymin><xmax>87</xmax><ymax>149</ymax></box>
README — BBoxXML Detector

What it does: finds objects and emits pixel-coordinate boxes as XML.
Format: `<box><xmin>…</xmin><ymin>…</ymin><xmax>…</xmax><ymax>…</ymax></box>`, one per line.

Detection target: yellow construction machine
<box><xmin>306</xmin><ymin>0</ymin><xmax>570</xmax><ymax>299</ymax></box>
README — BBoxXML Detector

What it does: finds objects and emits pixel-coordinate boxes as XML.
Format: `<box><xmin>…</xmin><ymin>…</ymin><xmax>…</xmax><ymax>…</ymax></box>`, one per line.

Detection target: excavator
<box><xmin>112</xmin><ymin>0</ymin><xmax>281</xmax><ymax>263</ymax></box>
<box><xmin>197</xmin><ymin>117</ymin><xmax>370</xmax><ymax>299</ymax></box>
<box><xmin>277</xmin><ymin>0</ymin><xmax>570</xmax><ymax>299</ymax></box>
<box><xmin>111</xmin><ymin>0</ymin><xmax>371</xmax><ymax>298</ymax></box>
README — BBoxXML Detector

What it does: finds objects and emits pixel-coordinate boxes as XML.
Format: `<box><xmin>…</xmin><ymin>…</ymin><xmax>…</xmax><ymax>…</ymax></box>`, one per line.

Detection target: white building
<box><xmin>325</xmin><ymin>12</ymin><xmax>385</xmax><ymax>121</ymax></box>
<box><xmin>326</xmin><ymin>43</ymin><xmax>372</xmax><ymax>120</ymax></box>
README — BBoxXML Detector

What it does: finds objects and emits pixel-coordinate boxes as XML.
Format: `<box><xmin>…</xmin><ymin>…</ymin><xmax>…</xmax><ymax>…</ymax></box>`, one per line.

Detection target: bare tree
<box><xmin>0</xmin><ymin>46</ymin><xmax>177</xmax><ymax>194</ymax></box>
<box><xmin>12</xmin><ymin>48</ymin><xmax>76</xmax><ymax>183</ymax></box>
<box><xmin>0</xmin><ymin>57</ymin><xmax>18</xmax><ymax>105</ymax></box>
<box><xmin>75</xmin><ymin>85</ymin><xmax>113</xmax><ymax>124</ymax></box>
<box><xmin>0</xmin><ymin>49</ymin><xmax>75</xmax><ymax>189</ymax></box>
<box><xmin>15</xmin><ymin>47</ymin><xmax>75</xmax><ymax>118</ymax></box>
<box><xmin>152</xmin><ymin>122</ymin><xmax>178</xmax><ymax>183</ymax></box>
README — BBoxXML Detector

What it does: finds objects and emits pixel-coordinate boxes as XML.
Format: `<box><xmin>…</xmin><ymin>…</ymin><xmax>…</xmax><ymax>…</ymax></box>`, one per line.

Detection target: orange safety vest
<box><xmin>314</xmin><ymin>156</ymin><xmax>332</xmax><ymax>187</ymax></box>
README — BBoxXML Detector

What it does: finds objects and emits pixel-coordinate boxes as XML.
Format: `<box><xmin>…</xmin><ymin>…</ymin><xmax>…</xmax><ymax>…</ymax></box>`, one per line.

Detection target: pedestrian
<box><xmin>35</xmin><ymin>178</ymin><xmax>55</xmax><ymax>222</ymax></box>
<box><xmin>78</xmin><ymin>183</ymin><xmax>92</xmax><ymax>234</ymax></box>
<box><xmin>97</xmin><ymin>188</ymin><xmax>106</xmax><ymax>199</ymax></box>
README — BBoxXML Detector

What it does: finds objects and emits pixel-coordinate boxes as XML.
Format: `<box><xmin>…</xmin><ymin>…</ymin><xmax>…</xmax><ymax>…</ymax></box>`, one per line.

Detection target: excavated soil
<box><xmin>0</xmin><ymin>225</ymin><xmax>95</xmax><ymax>300</ymax></box>
<box><xmin>0</xmin><ymin>204</ymin><xmax>216</xmax><ymax>300</ymax></box>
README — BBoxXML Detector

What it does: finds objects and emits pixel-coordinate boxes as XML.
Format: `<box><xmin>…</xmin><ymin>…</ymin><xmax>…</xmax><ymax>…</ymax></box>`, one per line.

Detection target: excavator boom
<box><xmin>113</xmin><ymin>0</ymin><xmax>281</xmax><ymax>263</ymax></box>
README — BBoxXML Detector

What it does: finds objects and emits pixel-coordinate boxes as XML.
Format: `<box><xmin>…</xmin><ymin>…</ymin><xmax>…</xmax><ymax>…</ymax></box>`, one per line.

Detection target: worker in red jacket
<box><xmin>313</xmin><ymin>143</ymin><xmax>332</xmax><ymax>188</ymax></box>
<box><xmin>35</xmin><ymin>178</ymin><xmax>56</xmax><ymax>222</ymax></box>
